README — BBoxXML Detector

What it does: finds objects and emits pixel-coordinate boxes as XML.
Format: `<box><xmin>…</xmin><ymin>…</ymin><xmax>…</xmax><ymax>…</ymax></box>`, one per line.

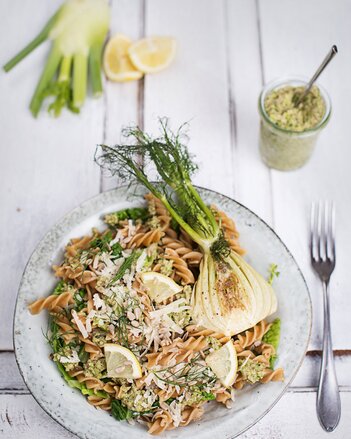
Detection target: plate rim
<box><xmin>13</xmin><ymin>184</ymin><xmax>312</xmax><ymax>439</ymax></box>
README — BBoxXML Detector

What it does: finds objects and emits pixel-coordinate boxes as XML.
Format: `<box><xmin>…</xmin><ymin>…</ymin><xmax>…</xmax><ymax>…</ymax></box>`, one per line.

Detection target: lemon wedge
<box><xmin>140</xmin><ymin>271</ymin><xmax>182</xmax><ymax>303</ymax></box>
<box><xmin>128</xmin><ymin>36</ymin><xmax>176</xmax><ymax>73</ymax></box>
<box><xmin>104</xmin><ymin>344</ymin><xmax>142</xmax><ymax>379</ymax></box>
<box><xmin>103</xmin><ymin>34</ymin><xmax>143</xmax><ymax>82</ymax></box>
<box><xmin>205</xmin><ymin>340</ymin><xmax>238</xmax><ymax>387</ymax></box>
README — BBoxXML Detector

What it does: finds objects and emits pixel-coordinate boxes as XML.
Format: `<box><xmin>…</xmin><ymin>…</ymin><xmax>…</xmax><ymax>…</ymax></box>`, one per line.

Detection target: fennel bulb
<box><xmin>95</xmin><ymin>120</ymin><xmax>277</xmax><ymax>336</ymax></box>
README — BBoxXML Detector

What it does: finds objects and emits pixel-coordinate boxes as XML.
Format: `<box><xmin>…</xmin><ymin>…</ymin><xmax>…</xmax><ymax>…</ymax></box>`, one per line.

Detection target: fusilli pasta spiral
<box><xmin>233</xmin><ymin>320</ymin><xmax>271</xmax><ymax>352</ymax></box>
<box><xmin>29</xmin><ymin>291</ymin><xmax>74</xmax><ymax>314</ymax></box>
<box><xmin>186</xmin><ymin>324</ymin><xmax>231</xmax><ymax>344</ymax></box>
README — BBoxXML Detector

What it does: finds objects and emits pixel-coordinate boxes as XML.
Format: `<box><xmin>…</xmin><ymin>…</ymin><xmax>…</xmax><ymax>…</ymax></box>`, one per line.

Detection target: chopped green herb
<box><xmin>268</xmin><ymin>263</ymin><xmax>280</xmax><ymax>285</ymax></box>
<box><xmin>104</xmin><ymin>207</ymin><xmax>149</xmax><ymax>226</ymax></box>
<box><xmin>201</xmin><ymin>391</ymin><xmax>215</xmax><ymax>401</ymax></box>
<box><xmin>73</xmin><ymin>289</ymin><xmax>86</xmax><ymax>311</ymax></box>
<box><xmin>78</xmin><ymin>344</ymin><xmax>89</xmax><ymax>363</ymax></box>
<box><xmin>90</xmin><ymin>230</ymin><xmax>113</xmax><ymax>252</ymax></box>
<box><xmin>47</xmin><ymin>320</ymin><xmax>63</xmax><ymax>353</ymax></box>
<box><xmin>110</xmin><ymin>251</ymin><xmax>140</xmax><ymax>284</ymax></box>
<box><xmin>52</xmin><ymin>280</ymin><xmax>67</xmax><ymax>295</ymax></box>
<box><xmin>111</xmin><ymin>242</ymin><xmax>123</xmax><ymax>257</ymax></box>
<box><xmin>154</xmin><ymin>355</ymin><xmax>217</xmax><ymax>388</ymax></box>
<box><xmin>111</xmin><ymin>399</ymin><xmax>137</xmax><ymax>421</ymax></box>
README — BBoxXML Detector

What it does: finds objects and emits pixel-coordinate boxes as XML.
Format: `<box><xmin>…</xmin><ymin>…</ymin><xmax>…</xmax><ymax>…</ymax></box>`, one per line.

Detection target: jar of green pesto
<box><xmin>258</xmin><ymin>77</ymin><xmax>331</xmax><ymax>171</ymax></box>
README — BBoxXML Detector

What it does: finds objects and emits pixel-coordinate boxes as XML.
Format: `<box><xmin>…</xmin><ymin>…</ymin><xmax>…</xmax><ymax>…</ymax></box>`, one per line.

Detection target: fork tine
<box><xmin>330</xmin><ymin>201</ymin><xmax>336</xmax><ymax>260</ymax></box>
<box><xmin>317</xmin><ymin>200</ymin><xmax>323</xmax><ymax>261</ymax></box>
<box><xmin>323</xmin><ymin>201</ymin><xmax>329</xmax><ymax>262</ymax></box>
<box><xmin>310</xmin><ymin>202</ymin><xmax>316</xmax><ymax>261</ymax></box>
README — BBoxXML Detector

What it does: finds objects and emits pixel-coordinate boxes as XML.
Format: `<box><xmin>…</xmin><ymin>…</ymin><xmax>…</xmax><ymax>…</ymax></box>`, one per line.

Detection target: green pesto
<box><xmin>119</xmin><ymin>385</ymin><xmax>156</xmax><ymax>413</ymax></box>
<box><xmin>206</xmin><ymin>336</ymin><xmax>222</xmax><ymax>351</ymax></box>
<box><xmin>84</xmin><ymin>358</ymin><xmax>106</xmax><ymax>379</ymax></box>
<box><xmin>169</xmin><ymin>307</ymin><xmax>191</xmax><ymax>329</ymax></box>
<box><xmin>53</xmin><ymin>347</ymin><xmax>77</xmax><ymax>372</ymax></box>
<box><xmin>184</xmin><ymin>387</ymin><xmax>215</xmax><ymax>406</ymax></box>
<box><xmin>52</xmin><ymin>280</ymin><xmax>73</xmax><ymax>295</ymax></box>
<box><xmin>238</xmin><ymin>358</ymin><xmax>265</xmax><ymax>384</ymax></box>
<box><xmin>264</xmin><ymin>85</ymin><xmax>326</xmax><ymax>132</ymax></box>
<box><xmin>92</xmin><ymin>330</ymin><xmax>109</xmax><ymax>347</ymax></box>
<box><xmin>143</xmin><ymin>244</ymin><xmax>158</xmax><ymax>270</ymax></box>
<box><xmin>104</xmin><ymin>207</ymin><xmax>149</xmax><ymax>226</ymax></box>
<box><xmin>158</xmin><ymin>258</ymin><xmax>174</xmax><ymax>277</ymax></box>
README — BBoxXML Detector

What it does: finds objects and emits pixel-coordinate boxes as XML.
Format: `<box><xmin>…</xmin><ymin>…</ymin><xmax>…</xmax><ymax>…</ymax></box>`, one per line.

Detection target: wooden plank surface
<box><xmin>258</xmin><ymin>0</ymin><xmax>351</xmax><ymax>350</ymax></box>
<box><xmin>1</xmin><ymin>391</ymin><xmax>350</xmax><ymax>438</ymax></box>
<box><xmin>143</xmin><ymin>0</ymin><xmax>235</xmax><ymax>198</ymax></box>
<box><xmin>0</xmin><ymin>0</ymin><xmax>103</xmax><ymax>350</ymax></box>
<box><xmin>101</xmin><ymin>0</ymin><xmax>144</xmax><ymax>191</ymax></box>
<box><xmin>225</xmin><ymin>0</ymin><xmax>273</xmax><ymax>224</ymax></box>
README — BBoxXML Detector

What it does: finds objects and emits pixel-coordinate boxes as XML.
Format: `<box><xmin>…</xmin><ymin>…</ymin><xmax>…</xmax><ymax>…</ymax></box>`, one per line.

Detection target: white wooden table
<box><xmin>1</xmin><ymin>0</ymin><xmax>350</xmax><ymax>437</ymax></box>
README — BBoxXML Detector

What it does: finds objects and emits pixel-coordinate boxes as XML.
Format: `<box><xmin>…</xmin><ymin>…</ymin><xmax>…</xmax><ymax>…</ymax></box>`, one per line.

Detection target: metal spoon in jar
<box><xmin>293</xmin><ymin>45</ymin><xmax>338</xmax><ymax>107</ymax></box>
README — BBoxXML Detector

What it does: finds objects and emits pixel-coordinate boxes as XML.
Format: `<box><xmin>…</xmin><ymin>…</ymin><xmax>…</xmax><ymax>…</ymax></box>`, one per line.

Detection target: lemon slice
<box><xmin>128</xmin><ymin>36</ymin><xmax>176</xmax><ymax>73</ymax></box>
<box><xmin>103</xmin><ymin>34</ymin><xmax>143</xmax><ymax>82</ymax></box>
<box><xmin>104</xmin><ymin>344</ymin><xmax>142</xmax><ymax>379</ymax></box>
<box><xmin>140</xmin><ymin>271</ymin><xmax>182</xmax><ymax>303</ymax></box>
<box><xmin>205</xmin><ymin>340</ymin><xmax>238</xmax><ymax>387</ymax></box>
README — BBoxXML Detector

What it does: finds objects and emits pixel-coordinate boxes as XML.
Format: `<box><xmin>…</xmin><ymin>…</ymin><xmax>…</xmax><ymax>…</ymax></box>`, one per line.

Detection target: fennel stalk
<box><xmin>3</xmin><ymin>0</ymin><xmax>110</xmax><ymax>117</ymax></box>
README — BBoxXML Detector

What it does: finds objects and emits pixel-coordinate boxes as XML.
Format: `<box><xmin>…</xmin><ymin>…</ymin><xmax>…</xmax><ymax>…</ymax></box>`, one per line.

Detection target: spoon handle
<box><xmin>295</xmin><ymin>45</ymin><xmax>338</xmax><ymax>105</ymax></box>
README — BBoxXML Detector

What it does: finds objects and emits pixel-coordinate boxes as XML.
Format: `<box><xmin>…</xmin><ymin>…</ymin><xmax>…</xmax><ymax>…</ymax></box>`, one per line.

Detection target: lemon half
<box><xmin>104</xmin><ymin>344</ymin><xmax>142</xmax><ymax>379</ymax></box>
<box><xmin>205</xmin><ymin>340</ymin><xmax>238</xmax><ymax>387</ymax></box>
<box><xmin>103</xmin><ymin>34</ymin><xmax>143</xmax><ymax>82</ymax></box>
<box><xmin>128</xmin><ymin>36</ymin><xmax>176</xmax><ymax>74</ymax></box>
<box><xmin>140</xmin><ymin>271</ymin><xmax>182</xmax><ymax>303</ymax></box>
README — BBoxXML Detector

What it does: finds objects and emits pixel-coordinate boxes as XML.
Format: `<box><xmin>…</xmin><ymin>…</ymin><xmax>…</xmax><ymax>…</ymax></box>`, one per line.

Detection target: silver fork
<box><xmin>310</xmin><ymin>201</ymin><xmax>341</xmax><ymax>432</ymax></box>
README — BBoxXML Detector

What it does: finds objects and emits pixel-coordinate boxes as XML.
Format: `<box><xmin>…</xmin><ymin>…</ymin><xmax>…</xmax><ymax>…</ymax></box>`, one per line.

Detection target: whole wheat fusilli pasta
<box><xmin>28</xmin><ymin>193</ymin><xmax>284</xmax><ymax>435</ymax></box>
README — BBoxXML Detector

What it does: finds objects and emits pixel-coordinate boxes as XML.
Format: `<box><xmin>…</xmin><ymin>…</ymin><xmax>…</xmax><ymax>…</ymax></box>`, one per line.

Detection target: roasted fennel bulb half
<box><xmin>95</xmin><ymin>120</ymin><xmax>277</xmax><ymax>335</ymax></box>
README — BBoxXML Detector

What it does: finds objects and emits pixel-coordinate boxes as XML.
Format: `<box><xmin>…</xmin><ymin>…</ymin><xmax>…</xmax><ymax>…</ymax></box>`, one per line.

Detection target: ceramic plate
<box><xmin>14</xmin><ymin>185</ymin><xmax>312</xmax><ymax>439</ymax></box>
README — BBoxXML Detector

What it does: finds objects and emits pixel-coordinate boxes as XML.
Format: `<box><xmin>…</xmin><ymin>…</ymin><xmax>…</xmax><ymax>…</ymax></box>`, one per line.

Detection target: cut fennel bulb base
<box><xmin>191</xmin><ymin>251</ymin><xmax>278</xmax><ymax>336</ymax></box>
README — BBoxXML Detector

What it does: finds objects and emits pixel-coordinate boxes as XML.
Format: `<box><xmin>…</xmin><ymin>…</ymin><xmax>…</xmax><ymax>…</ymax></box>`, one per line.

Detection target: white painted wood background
<box><xmin>1</xmin><ymin>0</ymin><xmax>350</xmax><ymax>437</ymax></box>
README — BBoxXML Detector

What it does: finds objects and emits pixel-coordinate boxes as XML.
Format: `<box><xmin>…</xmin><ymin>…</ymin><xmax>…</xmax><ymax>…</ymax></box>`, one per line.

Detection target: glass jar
<box><xmin>258</xmin><ymin>77</ymin><xmax>331</xmax><ymax>171</ymax></box>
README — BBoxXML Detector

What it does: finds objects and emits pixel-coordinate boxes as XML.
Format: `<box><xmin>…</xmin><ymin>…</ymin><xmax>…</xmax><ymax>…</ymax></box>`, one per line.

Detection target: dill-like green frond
<box><xmin>95</xmin><ymin>118</ymin><xmax>230</xmax><ymax>260</ymax></box>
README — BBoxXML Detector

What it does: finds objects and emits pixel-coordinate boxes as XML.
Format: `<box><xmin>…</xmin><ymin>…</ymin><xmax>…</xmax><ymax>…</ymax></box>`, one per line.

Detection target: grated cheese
<box><xmin>162</xmin><ymin>315</ymin><xmax>183</xmax><ymax>334</ymax></box>
<box><xmin>93</xmin><ymin>293</ymin><xmax>106</xmax><ymax>311</ymax></box>
<box><xmin>85</xmin><ymin>310</ymin><xmax>96</xmax><ymax>333</ymax></box>
<box><xmin>136</xmin><ymin>250</ymin><xmax>147</xmax><ymax>273</ymax></box>
<box><xmin>149</xmin><ymin>298</ymin><xmax>190</xmax><ymax>319</ymax></box>
<box><xmin>168</xmin><ymin>400</ymin><xmax>182</xmax><ymax>427</ymax></box>
<box><xmin>59</xmin><ymin>350</ymin><xmax>80</xmax><ymax>364</ymax></box>
<box><xmin>71</xmin><ymin>310</ymin><xmax>88</xmax><ymax>339</ymax></box>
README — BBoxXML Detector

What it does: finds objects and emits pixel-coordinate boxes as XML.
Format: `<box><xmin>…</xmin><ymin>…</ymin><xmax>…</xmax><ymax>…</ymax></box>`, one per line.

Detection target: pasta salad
<box><xmin>29</xmin><ymin>194</ymin><xmax>283</xmax><ymax>435</ymax></box>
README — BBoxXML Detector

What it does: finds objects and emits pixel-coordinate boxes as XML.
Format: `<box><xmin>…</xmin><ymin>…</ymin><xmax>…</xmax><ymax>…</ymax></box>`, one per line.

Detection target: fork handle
<box><xmin>317</xmin><ymin>281</ymin><xmax>341</xmax><ymax>432</ymax></box>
